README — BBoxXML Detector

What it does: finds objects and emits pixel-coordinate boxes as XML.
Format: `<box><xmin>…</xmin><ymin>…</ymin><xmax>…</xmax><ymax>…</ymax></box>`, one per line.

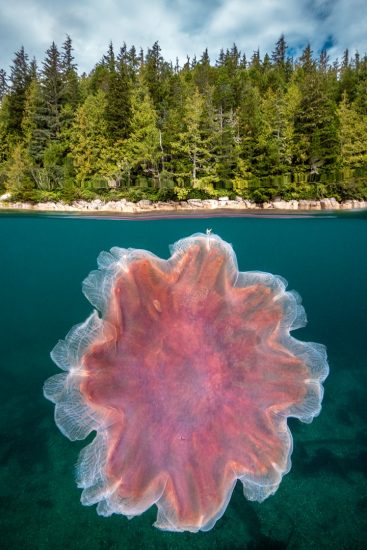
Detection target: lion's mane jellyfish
<box><xmin>44</xmin><ymin>232</ymin><xmax>329</xmax><ymax>532</ymax></box>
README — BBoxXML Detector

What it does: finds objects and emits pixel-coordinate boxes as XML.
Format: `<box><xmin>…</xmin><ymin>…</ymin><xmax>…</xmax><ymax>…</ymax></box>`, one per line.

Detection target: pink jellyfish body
<box><xmin>44</xmin><ymin>232</ymin><xmax>329</xmax><ymax>532</ymax></box>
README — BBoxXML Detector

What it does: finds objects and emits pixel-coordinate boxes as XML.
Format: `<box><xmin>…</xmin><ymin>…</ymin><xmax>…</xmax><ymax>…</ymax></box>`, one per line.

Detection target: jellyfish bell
<box><xmin>44</xmin><ymin>232</ymin><xmax>329</xmax><ymax>533</ymax></box>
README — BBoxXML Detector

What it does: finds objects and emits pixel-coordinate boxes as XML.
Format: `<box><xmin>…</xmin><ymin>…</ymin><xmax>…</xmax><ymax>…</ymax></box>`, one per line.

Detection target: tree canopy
<box><xmin>1</xmin><ymin>36</ymin><xmax>367</xmax><ymax>203</ymax></box>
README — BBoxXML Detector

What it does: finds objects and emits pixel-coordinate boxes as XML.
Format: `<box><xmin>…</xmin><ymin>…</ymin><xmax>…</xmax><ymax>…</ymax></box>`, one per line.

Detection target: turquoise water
<box><xmin>0</xmin><ymin>210</ymin><xmax>366</xmax><ymax>549</ymax></box>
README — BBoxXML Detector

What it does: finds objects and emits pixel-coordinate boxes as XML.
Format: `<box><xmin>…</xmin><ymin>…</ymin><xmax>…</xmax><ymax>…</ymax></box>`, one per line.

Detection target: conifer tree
<box><xmin>272</xmin><ymin>35</ymin><xmax>287</xmax><ymax>68</ymax></box>
<box><xmin>21</xmin><ymin>78</ymin><xmax>45</xmax><ymax>162</ymax></box>
<box><xmin>0</xmin><ymin>69</ymin><xmax>8</xmax><ymax>102</ymax></box>
<box><xmin>0</xmin><ymin>96</ymin><xmax>12</xmax><ymax>162</ymax></box>
<box><xmin>104</xmin><ymin>48</ymin><xmax>132</xmax><ymax>141</ymax></box>
<box><xmin>193</xmin><ymin>49</ymin><xmax>214</xmax><ymax>93</ymax></box>
<box><xmin>354</xmin><ymin>54</ymin><xmax>367</xmax><ymax>115</ymax></box>
<box><xmin>338</xmin><ymin>92</ymin><xmax>367</xmax><ymax>167</ymax></box>
<box><xmin>294</xmin><ymin>47</ymin><xmax>339</xmax><ymax>173</ymax></box>
<box><xmin>124</xmin><ymin>78</ymin><xmax>161</xmax><ymax>186</ymax></box>
<box><xmin>143</xmin><ymin>41</ymin><xmax>170</xmax><ymax>117</ymax></box>
<box><xmin>127</xmin><ymin>45</ymin><xmax>140</xmax><ymax>79</ymax></box>
<box><xmin>237</xmin><ymin>82</ymin><xmax>262</xmax><ymax>169</ymax></box>
<box><xmin>70</xmin><ymin>90</ymin><xmax>111</xmax><ymax>186</ymax></box>
<box><xmin>41</xmin><ymin>42</ymin><xmax>64</xmax><ymax>141</ymax></box>
<box><xmin>5</xmin><ymin>143</ymin><xmax>33</xmax><ymax>193</ymax></box>
<box><xmin>61</xmin><ymin>35</ymin><xmax>80</xmax><ymax>108</ymax></box>
<box><xmin>171</xmin><ymin>86</ymin><xmax>215</xmax><ymax>187</ymax></box>
<box><xmin>6</xmin><ymin>46</ymin><xmax>31</xmax><ymax>137</ymax></box>
<box><xmin>0</xmin><ymin>36</ymin><xmax>367</xmax><ymax>200</ymax></box>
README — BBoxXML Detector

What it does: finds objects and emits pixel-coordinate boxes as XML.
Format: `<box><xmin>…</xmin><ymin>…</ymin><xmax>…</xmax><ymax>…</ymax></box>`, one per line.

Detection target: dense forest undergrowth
<box><xmin>1</xmin><ymin>36</ymin><xmax>367</xmax><ymax>204</ymax></box>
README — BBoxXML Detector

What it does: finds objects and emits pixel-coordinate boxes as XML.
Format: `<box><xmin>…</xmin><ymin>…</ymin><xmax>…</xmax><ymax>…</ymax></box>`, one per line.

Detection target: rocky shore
<box><xmin>0</xmin><ymin>194</ymin><xmax>366</xmax><ymax>214</ymax></box>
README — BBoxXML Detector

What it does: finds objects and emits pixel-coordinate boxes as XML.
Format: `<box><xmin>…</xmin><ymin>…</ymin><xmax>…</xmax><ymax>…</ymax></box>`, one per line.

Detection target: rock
<box><xmin>100</xmin><ymin>201</ymin><xmax>117</xmax><ymax>211</ymax></box>
<box><xmin>187</xmin><ymin>199</ymin><xmax>204</xmax><ymax>208</ymax></box>
<box><xmin>89</xmin><ymin>199</ymin><xmax>103</xmax><ymax>210</ymax></box>
<box><xmin>154</xmin><ymin>201</ymin><xmax>176</xmax><ymax>210</ymax></box>
<box><xmin>310</xmin><ymin>200</ymin><xmax>321</xmax><ymax>210</ymax></box>
<box><xmin>320</xmin><ymin>198</ymin><xmax>332</xmax><ymax>209</ymax></box>
<box><xmin>202</xmin><ymin>199</ymin><xmax>219</xmax><ymax>208</ymax></box>
<box><xmin>226</xmin><ymin>200</ymin><xmax>241</xmax><ymax>207</ymax></box>
<box><xmin>137</xmin><ymin>199</ymin><xmax>153</xmax><ymax>207</ymax></box>
<box><xmin>271</xmin><ymin>200</ymin><xmax>290</xmax><ymax>210</ymax></box>
<box><xmin>355</xmin><ymin>200</ymin><xmax>366</xmax><ymax>208</ymax></box>
<box><xmin>298</xmin><ymin>200</ymin><xmax>311</xmax><ymax>210</ymax></box>
<box><xmin>3</xmin><ymin>196</ymin><xmax>365</xmax><ymax>214</ymax></box>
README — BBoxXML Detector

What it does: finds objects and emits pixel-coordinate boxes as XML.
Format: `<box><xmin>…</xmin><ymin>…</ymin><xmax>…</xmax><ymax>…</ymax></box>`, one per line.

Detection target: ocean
<box><xmin>0</xmin><ymin>210</ymin><xmax>366</xmax><ymax>549</ymax></box>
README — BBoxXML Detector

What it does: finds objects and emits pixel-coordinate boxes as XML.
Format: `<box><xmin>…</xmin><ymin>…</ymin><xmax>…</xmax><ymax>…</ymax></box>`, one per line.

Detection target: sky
<box><xmin>0</xmin><ymin>0</ymin><xmax>366</xmax><ymax>74</ymax></box>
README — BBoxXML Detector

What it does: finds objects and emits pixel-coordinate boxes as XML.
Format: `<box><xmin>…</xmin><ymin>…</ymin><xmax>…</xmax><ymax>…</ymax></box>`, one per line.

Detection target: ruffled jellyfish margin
<box><xmin>44</xmin><ymin>232</ymin><xmax>329</xmax><ymax>533</ymax></box>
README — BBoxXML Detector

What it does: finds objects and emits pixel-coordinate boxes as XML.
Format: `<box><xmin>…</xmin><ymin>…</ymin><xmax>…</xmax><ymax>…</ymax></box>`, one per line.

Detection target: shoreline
<box><xmin>0</xmin><ymin>196</ymin><xmax>367</xmax><ymax>216</ymax></box>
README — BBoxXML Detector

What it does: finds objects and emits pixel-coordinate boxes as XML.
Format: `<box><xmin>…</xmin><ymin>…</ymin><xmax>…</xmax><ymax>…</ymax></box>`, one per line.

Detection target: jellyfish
<box><xmin>44</xmin><ymin>232</ymin><xmax>329</xmax><ymax>532</ymax></box>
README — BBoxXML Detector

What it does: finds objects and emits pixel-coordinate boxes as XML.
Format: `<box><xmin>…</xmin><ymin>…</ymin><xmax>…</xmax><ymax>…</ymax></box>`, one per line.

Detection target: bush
<box><xmin>249</xmin><ymin>187</ymin><xmax>278</xmax><ymax>203</ymax></box>
<box><xmin>9</xmin><ymin>189</ymin><xmax>64</xmax><ymax>203</ymax></box>
<box><xmin>173</xmin><ymin>186</ymin><xmax>189</xmax><ymax>201</ymax></box>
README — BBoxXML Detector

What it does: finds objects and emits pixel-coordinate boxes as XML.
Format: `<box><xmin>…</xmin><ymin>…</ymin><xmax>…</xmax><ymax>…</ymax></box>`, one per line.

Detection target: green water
<box><xmin>0</xmin><ymin>211</ymin><xmax>366</xmax><ymax>550</ymax></box>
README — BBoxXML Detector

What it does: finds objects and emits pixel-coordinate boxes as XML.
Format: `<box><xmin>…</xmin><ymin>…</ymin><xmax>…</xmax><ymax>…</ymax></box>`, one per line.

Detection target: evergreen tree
<box><xmin>255</xmin><ymin>89</ymin><xmax>287</xmax><ymax>174</ymax></box>
<box><xmin>171</xmin><ymin>86</ymin><xmax>215</xmax><ymax>187</ymax></box>
<box><xmin>124</xmin><ymin>78</ymin><xmax>161</xmax><ymax>186</ymax></box>
<box><xmin>70</xmin><ymin>90</ymin><xmax>112</xmax><ymax>186</ymax></box>
<box><xmin>22</xmin><ymin>42</ymin><xmax>65</xmax><ymax>167</ymax></box>
<box><xmin>61</xmin><ymin>35</ymin><xmax>80</xmax><ymax>108</ymax></box>
<box><xmin>5</xmin><ymin>143</ymin><xmax>34</xmax><ymax>194</ymax></box>
<box><xmin>21</xmin><ymin>77</ymin><xmax>45</xmax><ymax>162</ymax></box>
<box><xmin>0</xmin><ymin>69</ymin><xmax>8</xmax><ymax>102</ymax></box>
<box><xmin>29</xmin><ymin>58</ymin><xmax>38</xmax><ymax>80</ymax></box>
<box><xmin>298</xmin><ymin>44</ymin><xmax>315</xmax><ymax>73</ymax></box>
<box><xmin>41</xmin><ymin>42</ymin><xmax>64</xmax><ymax>141</ymax></box>
<box><xmin>127</xmin><ymin>45</ymin><xmax>140</xmax><ymax>79</ymax></box>
<box><xmin>338</xmin><ymin>92</ymin><xmax>367</xmax><ymax>167</ymax></box>
<box><xmin>6</xmin><ymin>46</ymin><xmax>31</xmax><ymax>137</ymax></box>
<box><xmin>1</xmin><ymin>36</ymin><xmax>367</xmax><ymax>201</ymax></box>
<box><xmin>272</xmin><ymin>35</ymin><xmax>287</xmax><ymax>68</ymax></box>
<box><xmin>104</xmin><ymin>48</ymin><xmax>132</xmax><ymax>141</ymax></box>
<box><xmin>338</xmin><ymin>49</ymin><xmax>358</xmax><ymax>101</ymax></box>
<box><xmin>271</xmin><ymin>35</ymin><xmax>292</xmax><ymax>87</ymax></box>
<box><xmin>0</xmin><ymin>96</ymin><xmax>12</xmax><ymax>162</ymax></box>
<box><xmin>294</xmin><ymin>49</ymin><xmax>339</xmax><ymax>173</ymax></box>
<box><xmin>354</xmin><ymin>54</ymin><xmax>367</xmax><ymax>115</ymax></box>
<box><xmin>143</xmin><ymin>41</ymin><xmax>171</xmax><ymax>121</ymax></box>
<box><xmin>213</xmin><ymin>107</ymin><xmax>241</xmax><ymax>185</ymax></box>
<box><xmin>237</xmin><ymin>82</ymin><xmax>262</xmax><ymax>168</ymax></box>
<box><xmin>193</xmin><ymin>49</ymin><xmax>214</xmax><ymax>93</ymax></box>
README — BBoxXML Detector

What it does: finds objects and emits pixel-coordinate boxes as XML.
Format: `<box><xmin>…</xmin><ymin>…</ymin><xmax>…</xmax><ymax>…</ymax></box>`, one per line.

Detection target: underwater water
<box><xmin>0</xmin><ymin>210</ymin><xmax>366</xmax><ymax>549</ymax></box>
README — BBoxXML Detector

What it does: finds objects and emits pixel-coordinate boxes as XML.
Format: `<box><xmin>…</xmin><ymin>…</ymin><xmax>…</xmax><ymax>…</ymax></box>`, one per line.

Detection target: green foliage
<box><xmin>70</xmin><ymin>90</ymin><xmax>112</xmax><ymax>186</ymax></box>
<box><xmin>338</xmin><ymin>93</ymin><xmax>367</xmax><ymax>167</ymax></box>
<box><xmin>5</xmin><ymin>47</ymin><xmax>31</xmax><ymax>138</ymax></box>
<box><xmin>1</xmin><ymin>37</ymin><xmax>367</xmax><ymax>204</ymax></box>
<box><xmin>173</xmin><ymin>186</ymin><xmax>189</xmax><ymax>200</ymax></box>
<box><xmin>104</xmin><ymin>50</ymin><xmax>132</xmax><ymax>140</ymax></box>
<box><xmin>5</xmin><ymin>144</ymin><xmax>34</xmax><ymax>193</ymax></box>
<box><xmin>123</xmin><ymin>78</ymin><xmax>161</xmax><ymax>185</ymax></box>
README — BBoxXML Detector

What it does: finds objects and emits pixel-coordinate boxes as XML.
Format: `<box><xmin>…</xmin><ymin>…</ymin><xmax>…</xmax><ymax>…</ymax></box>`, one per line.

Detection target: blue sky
<box><xmin>0</xmin><ymin>0</ymin><xmax>366</xmax><ymax>73</ymax></box>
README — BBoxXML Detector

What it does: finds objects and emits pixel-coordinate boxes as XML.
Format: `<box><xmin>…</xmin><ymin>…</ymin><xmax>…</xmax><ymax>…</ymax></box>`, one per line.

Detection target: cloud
<box><xmin>0</xmin><ymin>0</ymin><xmax>366</xmax><ymax>74</ymax></box>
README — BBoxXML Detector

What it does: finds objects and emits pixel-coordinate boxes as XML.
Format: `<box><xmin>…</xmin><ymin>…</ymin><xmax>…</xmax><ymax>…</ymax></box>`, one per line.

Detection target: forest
<box><xmin>0</xmin><ymin>35</ymin><xmax>367</xmax><ymax>204</ymax></box>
